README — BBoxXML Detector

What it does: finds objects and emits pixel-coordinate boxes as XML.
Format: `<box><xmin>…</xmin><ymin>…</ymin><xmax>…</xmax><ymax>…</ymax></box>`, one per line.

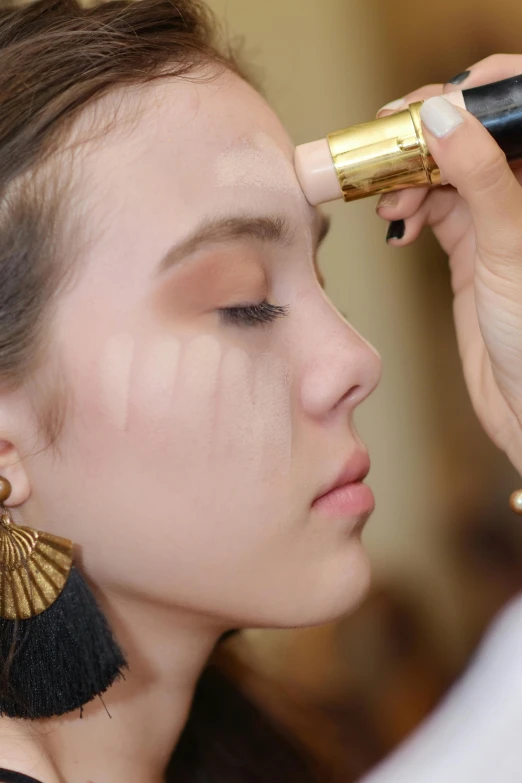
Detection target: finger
<box><xmin>380</xmin><ymin>54</ymin><xmax>522</xmax><ymax>119</ymax></box>
<box><xmin>420</xmin><ymin>96</ymin><xmax>522</xmax><ymax>281</ymax></box>
<box><xmin>378</xmin><ymin>56</ymin><xmax>522</xmax><ymax>223</ymax></box>
<box><xmin>385</xmin><ymin>187</ymin><xmax>464</xmax><ymax>254</ymax></box>
<box><xmin>444</xmin><ymin>54</ymin><xmax>522</xmax><ymax>92</ymax></box>
<box><xmin>377</xmin><ymin>102</ymin><xmax>522</xmax><ymax>220</ymax></box>
<box><xmin>377</xmin><ymin>84</ymin><xmax>442</xmax><ymax>118</ymax></box>
<box><xmin>376</xmin><ymin>186</ymin><xmax>429</xmax><ymax>222</ymax></box>
<box><xmin>384</xmin><ymin>188</ymin><xmax>456</xmax><ymax>249</ymax></box>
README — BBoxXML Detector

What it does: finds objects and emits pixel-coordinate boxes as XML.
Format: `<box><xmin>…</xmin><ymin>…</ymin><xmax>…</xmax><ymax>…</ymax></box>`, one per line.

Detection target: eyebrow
<box><xmin>156</xmin><ymin>212</ymin><xmax>331</xmax><ymax>275</ymax></box>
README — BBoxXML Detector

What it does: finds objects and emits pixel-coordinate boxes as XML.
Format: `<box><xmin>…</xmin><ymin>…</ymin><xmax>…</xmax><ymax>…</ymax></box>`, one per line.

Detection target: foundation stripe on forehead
<box><xmin>214</xmin><ymin>131</ymin><xmax>296</xmax><ymax>192</ymax></box>
<box><xmin>100</xmin><ymin>333</ymin><xmax>135</xmax><ymax>432</ymax></box>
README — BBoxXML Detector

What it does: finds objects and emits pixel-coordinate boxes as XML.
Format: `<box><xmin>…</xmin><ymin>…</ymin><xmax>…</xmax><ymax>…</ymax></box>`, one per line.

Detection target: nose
<box><xmin>298</xmin><ymin>294</ymin><xmax>382</xmax><ymax>420</ymax></box>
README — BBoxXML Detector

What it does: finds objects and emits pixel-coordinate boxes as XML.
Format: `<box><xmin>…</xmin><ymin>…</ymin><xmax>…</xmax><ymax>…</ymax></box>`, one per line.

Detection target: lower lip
<box><xmin>312</xmin><ymin>482</ymin><xmax>375</xmax><ymax>519</ymax></box>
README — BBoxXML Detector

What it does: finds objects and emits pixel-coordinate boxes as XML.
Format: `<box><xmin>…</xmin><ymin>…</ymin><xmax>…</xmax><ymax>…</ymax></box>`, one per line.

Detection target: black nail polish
<box><xmin>446</xmin><ymin>70</ymin><xmax>471</xmax><ymax>85</ymax></box>
<box><xmin>386</xmin><ymin>220</ymin><xmax>405</xmax><ymax>242</ymax></box>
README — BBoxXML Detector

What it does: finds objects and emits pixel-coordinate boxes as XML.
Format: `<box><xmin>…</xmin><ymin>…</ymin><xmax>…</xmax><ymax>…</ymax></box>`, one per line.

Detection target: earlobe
<box><xmin>0</xmin><ymin>439</ymin><xmax>31</xmax><ymax>506</ymax></box>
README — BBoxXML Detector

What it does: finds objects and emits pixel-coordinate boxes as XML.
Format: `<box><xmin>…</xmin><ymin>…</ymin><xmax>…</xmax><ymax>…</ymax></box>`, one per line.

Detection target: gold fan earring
<box><xmin>0</xmin><ymin>476</ymin><xmax>128</xmax><ymax>719</ymax></box>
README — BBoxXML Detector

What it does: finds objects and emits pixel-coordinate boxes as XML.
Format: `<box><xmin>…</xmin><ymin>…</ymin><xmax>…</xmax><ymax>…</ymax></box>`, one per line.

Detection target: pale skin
<box><xmin>0</xmin><ymin>70</ymin><xmax>381</xmax><ymax>782</ymax></box>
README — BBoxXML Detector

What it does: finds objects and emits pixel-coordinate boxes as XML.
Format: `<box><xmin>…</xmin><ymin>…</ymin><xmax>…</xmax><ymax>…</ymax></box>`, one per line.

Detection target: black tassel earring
<box><xmin>0</xmin><ymin>476</ymin><xmax>128</xmax><ymax>719</ymax></box>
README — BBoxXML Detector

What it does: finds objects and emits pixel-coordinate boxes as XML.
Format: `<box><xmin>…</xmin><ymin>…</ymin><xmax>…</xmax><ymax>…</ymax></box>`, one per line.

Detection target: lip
<box><xmin>312</xmin><ymin>450</ymin><xmax>374</xmax><ymax>519</ymax></box>
<box><xmin>313</xmin><ymin>451</ymin><xmax>371</xmax><ymax>502</ymax></box>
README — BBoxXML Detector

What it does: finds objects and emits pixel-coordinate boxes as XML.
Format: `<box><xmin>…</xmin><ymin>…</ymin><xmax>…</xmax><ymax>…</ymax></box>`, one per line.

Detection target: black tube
<box><xmin>463</xmin><ymin>74</ymin><xmax>522</xmax><ymax>161</ymax></box>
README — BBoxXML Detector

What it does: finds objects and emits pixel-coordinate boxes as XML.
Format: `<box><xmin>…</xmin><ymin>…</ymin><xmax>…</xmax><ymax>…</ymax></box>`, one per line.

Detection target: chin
<box><xmin>309</xmin><ymin>555</ymin><xmax>371</xmax><ymax>626</ymax></box>
<box><xmin>267</xmin><ymin>539</ymin><xmax>372</xmax><ymax>630</ymax></box>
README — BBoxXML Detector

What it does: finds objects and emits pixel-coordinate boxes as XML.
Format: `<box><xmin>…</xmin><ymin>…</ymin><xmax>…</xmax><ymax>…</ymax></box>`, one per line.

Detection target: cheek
<box><xmin>98</xmin><ymin>333</ymin><xmax>135</xmax><ymax>432</ymax></box>
<box><xmin>46</xmin><ymin>327</ymin><xmax>301</xmax><ymax>605</ymax></box>
<box><xmin>130</xmin><ymin>333</ymin><xmax>220</xmax><ymax>450</ymax></box>
<box><xmin>87</xmin><ymin>332</ymin><xmax>294</xmax><ymax>514</ymax></box>
<box><xmin>212</xmin><ymin>346</ymin><xmax>293</xmax><ymax>486</ymax></box>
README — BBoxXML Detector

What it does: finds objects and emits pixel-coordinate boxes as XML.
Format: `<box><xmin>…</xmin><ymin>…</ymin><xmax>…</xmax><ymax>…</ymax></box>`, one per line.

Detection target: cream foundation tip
<box><xmin>294</xmin><ymin>138</ymin><xmax>343</xmax><ymax>206</ymax></box>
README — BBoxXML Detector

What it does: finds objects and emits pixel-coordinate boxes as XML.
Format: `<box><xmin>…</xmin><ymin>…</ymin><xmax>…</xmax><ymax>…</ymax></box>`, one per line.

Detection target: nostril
<box><xmin>339</xmin><ymin>384</ymin><xmax>362</xmax><ymax>407</ymax></box>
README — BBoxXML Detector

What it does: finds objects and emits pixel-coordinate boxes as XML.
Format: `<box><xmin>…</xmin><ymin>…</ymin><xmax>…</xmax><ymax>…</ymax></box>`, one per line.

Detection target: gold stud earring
<box><xmin>510</xmin><ymin>489</ymin><xmax>522</xmax><ymax>515</ymax></box>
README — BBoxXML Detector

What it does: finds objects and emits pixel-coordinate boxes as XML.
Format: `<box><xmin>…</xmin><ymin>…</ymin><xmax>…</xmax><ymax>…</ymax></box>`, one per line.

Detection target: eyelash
<box><xmin>220</xmin><ymin>300</ymin><xmax>289</xmax><ymax>327</ymax></box>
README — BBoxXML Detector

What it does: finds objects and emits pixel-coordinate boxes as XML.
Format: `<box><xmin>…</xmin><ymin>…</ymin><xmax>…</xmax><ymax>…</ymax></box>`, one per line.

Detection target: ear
<box><xmin>0</xmin><ymin>439</ymin><xmax>31</xmax><ymax>506</ymax></box>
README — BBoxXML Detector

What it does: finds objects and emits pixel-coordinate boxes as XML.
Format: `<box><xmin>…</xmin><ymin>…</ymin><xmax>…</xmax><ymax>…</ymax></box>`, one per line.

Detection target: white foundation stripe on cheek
<box><xmin>179</xmin><ymin>335</ymin><xmax>222</xmax><ymax>455</ymax></box>
<box><xmin>139</xmin><ymin>335</ymin><xmax>181</xmax><ymax>426</ymax></box>
<box><xmin>100</xmin><ymin>333</ymin><xmax>135</xmax><ymax>432</ymax></box>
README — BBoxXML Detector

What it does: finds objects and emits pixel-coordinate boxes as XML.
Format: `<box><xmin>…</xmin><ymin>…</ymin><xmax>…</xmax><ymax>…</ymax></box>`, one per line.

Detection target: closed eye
<box><xmin>220</xmin><ymin>301</ymin><xmax>289</xmax><ymax>327</ymax></box>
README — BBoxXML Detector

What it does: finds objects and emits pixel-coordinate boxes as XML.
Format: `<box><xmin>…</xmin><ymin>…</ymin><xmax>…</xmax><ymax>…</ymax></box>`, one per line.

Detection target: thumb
<box><xmin>420</xmin><ymin>95</ymin><xmax>522</xmax><ymax>275</ymax></box>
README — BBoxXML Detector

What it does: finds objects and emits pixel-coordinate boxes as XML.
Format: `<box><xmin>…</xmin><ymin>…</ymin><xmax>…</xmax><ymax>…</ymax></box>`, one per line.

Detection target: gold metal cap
<box><xmin>327</xmin><ymin>102</ymin><xmax>441</xmax><ymax>202</ymax></box>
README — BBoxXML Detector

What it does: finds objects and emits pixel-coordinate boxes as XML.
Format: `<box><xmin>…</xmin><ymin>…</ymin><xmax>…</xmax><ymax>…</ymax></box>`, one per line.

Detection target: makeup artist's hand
<box><xmin>376</xmin><ymin>55</ymin><xmax>522</xmax><ymax>474</ymax></box>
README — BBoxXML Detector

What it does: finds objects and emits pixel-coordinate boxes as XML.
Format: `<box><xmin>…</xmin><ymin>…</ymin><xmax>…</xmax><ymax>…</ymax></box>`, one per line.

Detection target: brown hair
<box><xmin>0</xmin><ymin>0</ymin><xmax>235</xmax><ymax>397</ymax></box>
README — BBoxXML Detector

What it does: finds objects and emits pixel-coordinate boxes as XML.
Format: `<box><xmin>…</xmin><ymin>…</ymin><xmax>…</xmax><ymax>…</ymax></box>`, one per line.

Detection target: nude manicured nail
<box><xmin>377</xmin><ymin>192</ymin><xmax>400</xmax><ymax>210</ymax></box>
<box><xmin>377</xmin><ymin>98</ymin><xmax>406</xmax><ymax>116</ymax></box>
<box><xmin>420</xmin><ymin>96</ymin><xmax>464</xmax><ymax>138</ymax></box>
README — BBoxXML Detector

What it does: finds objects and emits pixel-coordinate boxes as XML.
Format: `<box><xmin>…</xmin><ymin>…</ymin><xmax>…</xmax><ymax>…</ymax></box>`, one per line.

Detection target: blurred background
<box><xmin>205</xmin><ymin>1</ymin><xmax>522</xmax><ymax>779</ymax></box>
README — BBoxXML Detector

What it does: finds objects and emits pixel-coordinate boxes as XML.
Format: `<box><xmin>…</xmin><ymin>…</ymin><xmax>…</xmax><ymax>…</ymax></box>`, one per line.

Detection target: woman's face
<box><xmin>21</xmin><ymin>69</ymin><xmax>381</xmax><ymax>628</ymax></box>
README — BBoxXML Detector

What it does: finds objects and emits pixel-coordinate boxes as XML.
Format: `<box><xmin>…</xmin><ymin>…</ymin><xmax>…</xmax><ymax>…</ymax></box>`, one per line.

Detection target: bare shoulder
<box><xmin>0</xmin><ymin>729</ymin><xmax>60</xmax><ymax>783</ymax></box>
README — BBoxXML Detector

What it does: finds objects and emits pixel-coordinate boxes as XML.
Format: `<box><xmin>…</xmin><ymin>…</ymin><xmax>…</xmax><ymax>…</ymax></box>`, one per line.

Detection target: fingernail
<box><xmin>446</xmin><ymin>70</ymin><xmax>471</xmax><ymax>85</ymax></box>
<box><xmin>386</xmin><ymin>219</ymin><xmax>405</xmax><ymax>242</ymax></box>
<box><xmin>377</xmin><ymin>98</ymin><xmax>406</xmax><ymax>116</ymax></box>
<box><xmin>378</xmin><ymin>192</ymin><xmax>401</xmax><ymax>210</ymax></box>
<box><xmin>420</xmin><ymin>96</ymin><xmax>464</xmax><ymax>138</ymax></box>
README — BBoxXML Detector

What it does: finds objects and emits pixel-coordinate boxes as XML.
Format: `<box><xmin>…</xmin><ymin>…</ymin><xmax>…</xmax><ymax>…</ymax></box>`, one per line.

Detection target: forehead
<box><xmin>76</xmin><ymin>70</ymin><xmax>303</xmax><ymax>249</ymax></box>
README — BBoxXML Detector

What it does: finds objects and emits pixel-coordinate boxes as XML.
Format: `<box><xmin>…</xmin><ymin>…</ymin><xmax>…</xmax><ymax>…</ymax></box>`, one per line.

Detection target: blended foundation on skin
<box><xmin>100</xmin><ymin>333</ymin><xmax>135</xmax><ymax>432</ymax></box>
<box><xmin>253</xmin><ymin>354</ymin><xmax>292</xmax><ymax>472</ymax></box>
<box><xmin>215</xmin><ymin>345</ymin><xmax>293</xmax><ymax>475</ymax></box>
<box><xmin>176</xmin><ymin>334</ymin><xmax>222</xmax><ymax>461</ymax></box>
<box><xmin>213</xmin><ymin>345</ymin><xmax>255</xmax><ymax>461</ymax></box>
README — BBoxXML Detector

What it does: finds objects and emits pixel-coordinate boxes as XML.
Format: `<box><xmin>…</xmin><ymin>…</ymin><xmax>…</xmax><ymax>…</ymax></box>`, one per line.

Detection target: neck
<box><xmin>18</xmin><ymin>589</ymin><xmax>223</xmax><ymax>783</ymax></box>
